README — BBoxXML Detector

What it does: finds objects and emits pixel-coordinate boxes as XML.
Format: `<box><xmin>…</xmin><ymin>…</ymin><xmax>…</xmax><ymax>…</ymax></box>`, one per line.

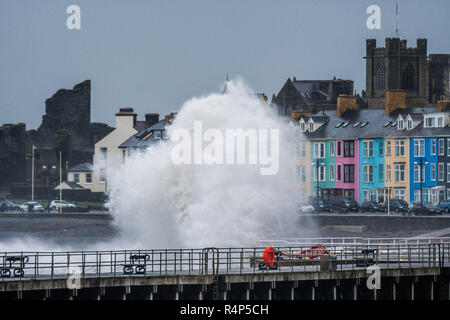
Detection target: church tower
<box><xmin>365</xmin><ymin>38</ymin><xmax>428</xmax><ymax>109</ymax></box>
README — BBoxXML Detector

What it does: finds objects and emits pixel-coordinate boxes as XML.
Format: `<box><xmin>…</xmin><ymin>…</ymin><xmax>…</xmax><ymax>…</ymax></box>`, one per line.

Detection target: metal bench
<box><xmin>1</xmin><ymin>256</ymin><xmax>29</xmax><ymax>278</ymax></box>
<box><xmin>123</xmin><ymin>254</ymin><xmax>150</xmax><ymax>275</ymax></box>
<box><xmin>355</xmin><ymin>249</ymin><xmax>378</xmax><ymax>267</ymax></box>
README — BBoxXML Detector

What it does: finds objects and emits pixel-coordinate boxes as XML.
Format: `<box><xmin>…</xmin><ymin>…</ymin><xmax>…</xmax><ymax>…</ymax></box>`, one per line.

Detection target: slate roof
<box><xmin>301</xmin><ymin>106</ymin><xmax>449</xmax><ymax>140</ymax></box>
<box><xmin>300</xmin><ymin>115</ymin><xmax>329</xmax><ymax>123</ymax></box>
<box><xmin>68</xmin><ymin>163</ymin><xmax>93</xmax><ymax>172</ymax></box>
<box><xmin>66</xmin><ymin>181</ymin><xmax>84</xmax><ymax>189</ymax></box>
<box><xmin>134</xmin><ymin>120</ymin><xmax>153</xmax><ymax>132</ymax></box>
<box><xmin>54</xmin><ymin>181</ymin><xmax>85</xmax><ymax>190</ymax></box>
<box><xmin>292</xmin><ymin>80</ymin><xmax>331</xmax><ymax>105</ymax></box>
<box><xmin>408</xmin><ymin>121</ymin><xmax>450</xmax><ymax>138</ymax></box>
<box><xmin>119</xmin><ymin>119</ymin><xmax>167</xmax><ymax>149</ymax></box>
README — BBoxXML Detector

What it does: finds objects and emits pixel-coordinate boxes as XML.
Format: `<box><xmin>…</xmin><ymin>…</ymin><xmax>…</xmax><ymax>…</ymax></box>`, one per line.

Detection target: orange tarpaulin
<box><xmin>263</xmin><ymin>246</ymin><xmax>276</xmax><ymax>268</ymax></box>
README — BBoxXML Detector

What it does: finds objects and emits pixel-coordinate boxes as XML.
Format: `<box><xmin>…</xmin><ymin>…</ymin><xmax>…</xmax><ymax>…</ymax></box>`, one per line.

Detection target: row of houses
<box><xmin>293</xmin><ymin>91</ymin><xmax>450</xmax><ymax>205</ymax></box>
<box><xmin>61</xmin><ymin>91</ymin><xmax>449</xmax><ymax>207</ymax></box>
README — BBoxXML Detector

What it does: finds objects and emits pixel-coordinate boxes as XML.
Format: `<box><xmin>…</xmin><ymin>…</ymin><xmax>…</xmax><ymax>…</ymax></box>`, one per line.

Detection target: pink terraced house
<box><xmin>335</xmin><ymin>139</ymin><xmax>359</xmax><ymax>202</ymax></box>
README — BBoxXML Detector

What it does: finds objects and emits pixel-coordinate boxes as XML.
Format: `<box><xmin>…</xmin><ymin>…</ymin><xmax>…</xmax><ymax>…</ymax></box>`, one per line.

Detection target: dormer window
<box><xmin>425</xmin><ymin>117</ymin><xmax>435</xmax><ymax>127</ymax></box>
<box><xmin>300</xmin><ymin>122</ymin><xmax>306</xmax><ymax>132</ymax></box>
<box><xmin>407</xmin><ymin>119</ymin><xmax>412</xmax><ymax>130</ymax></box>
<box><xmin>154</xmin><ymin>131</ymin><xmax>162</xmax><ymax>139</ymax></box>
<box><xmin>299</xmin><ymin>118</ymin><xmax>307</xmax><ymax>132</ymax></box>
<box><xmin>424</xmin><ymin>114</ymin><xmax>449</xmax><ymax>128</ymax></box>
<box><xmin>396</xmin><ymin>115</ymin><xmax>405</xmax><ymax>130</ymax></box>
<box><xmin>309</xmin><ymin>123</ymin><xmax>314</xmax><ymax>132</ymax></box>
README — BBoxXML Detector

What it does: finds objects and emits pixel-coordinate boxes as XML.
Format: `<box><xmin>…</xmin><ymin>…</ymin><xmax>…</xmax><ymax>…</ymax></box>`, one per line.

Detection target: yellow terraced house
<box><xmin>385</xmin><ymin>137</ymin><xmax>410</xmax><ymax>202</ymax></box>
<box><xmin>293</xmin><ymin>140</ymin><xmax>312</xmax><ymax>201</ymax></box>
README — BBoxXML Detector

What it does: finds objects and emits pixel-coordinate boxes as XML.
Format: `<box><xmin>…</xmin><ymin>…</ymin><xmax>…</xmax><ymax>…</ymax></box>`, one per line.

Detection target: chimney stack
<box><xmin>336</xmin><ymin>94</ymin><xmax>357</xmax><ymax>117</ymax></box>
<box><xmin>165</xmin><ymin>112</ymin><xmax>177</xmax><ymax>125</ymax></box>
<box><xmin>385</xmin><ymin>90</ymin><xmax>406</xmax><ymax>115</ymax></box>
<box><xmin>115</xmin><ymin>107</ymin><xmax>137</xmax><ymax>128</ymax></box>
<box><xmin>145</xmin><ymin>113</ymin><xmax>160</xmax><ymax>126</ymax></box>
<box><xmin>437</xmin><ymin>100</ymin><xmax>450</xmax><ymax>113</ymax></box>
<box><xmin>256</xmin><ymin>93</ymin><xmax>268</xmax><ymax>102</ymax></box>
<box><xmin>290</xmin><ymin>110</ymin><xmax>310</xmax><ymax>121</ymax></box>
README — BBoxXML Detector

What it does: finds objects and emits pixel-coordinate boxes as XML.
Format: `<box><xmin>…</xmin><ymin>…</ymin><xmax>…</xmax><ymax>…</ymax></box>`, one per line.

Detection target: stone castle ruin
<box><xmin>0</xmin><ymin>80</ymin><xmax>113</xmax><ymax>197</ymax></box>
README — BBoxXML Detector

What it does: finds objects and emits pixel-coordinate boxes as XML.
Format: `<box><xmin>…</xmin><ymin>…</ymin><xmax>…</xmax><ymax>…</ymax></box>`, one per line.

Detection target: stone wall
<box><xmin>36</xmin><ymin>80</ymin><xmax>92</xmax><ymax>150</ymax></box>
<box><xmin>331</xmin><ymin>80</ymin><xmax>354</xmax><ymax>104</ymax></box>
<box><xmin>429</xmin><ymin>54</ymin><xmax>450</xmax><ymax>103</ymax></box>
<box><xmin>0</xmin><ymin>123</ymin><xmax>26</xmax><ymax>191</ymax></box>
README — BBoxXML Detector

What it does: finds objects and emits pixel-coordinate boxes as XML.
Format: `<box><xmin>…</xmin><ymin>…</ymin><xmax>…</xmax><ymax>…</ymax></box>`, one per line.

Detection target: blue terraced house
<box><xmin>359</xmin><ymin>138</ymin><xmax>386</xmax><ymax>204</ymax></box>
<box><xmin>409</xmin><ymin>111</ymin><xmax>450</xmax><ymax>204</ymax></box>
<box><xmin>409</xmin><ymin>136</ymin><xmax>438</xmax><ymax>204</ymax></box>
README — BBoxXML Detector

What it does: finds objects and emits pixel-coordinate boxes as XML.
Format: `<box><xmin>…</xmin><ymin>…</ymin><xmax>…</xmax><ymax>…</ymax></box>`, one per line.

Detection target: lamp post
<box><xmin>414</xmin><ymin>159</ymin><xmax>428</xmax><ymax>216</ymax></box>
<box><xmin>59</xmin><ymin>151</ymin><xmax>62</xmax><ymax>214</ymax></box>
<box><xmin>31</xmin><ymin>145</ymin><xmax>35</xmax><ymax>201</ymax></box>
<box><xmin>386</xmin><ymin>186</ymin><xmax>390</xmax><ymax>215</ymax></box>
<box><xmin>42</xmin><ymin>165</ymin><xmax>56</xmax><ymax>213</ymax></box>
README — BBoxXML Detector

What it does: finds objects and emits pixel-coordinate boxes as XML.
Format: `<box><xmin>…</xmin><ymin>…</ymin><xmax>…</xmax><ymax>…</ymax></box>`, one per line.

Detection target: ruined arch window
<box><xmin>402</xmin><ymin>63</ymin><xmax>416</xmax><ymax>91</ymax></box>
<box><xmin>375</xmin><ymin>63</ymin><xmax>385</xmax><ymax>92</ymax></box>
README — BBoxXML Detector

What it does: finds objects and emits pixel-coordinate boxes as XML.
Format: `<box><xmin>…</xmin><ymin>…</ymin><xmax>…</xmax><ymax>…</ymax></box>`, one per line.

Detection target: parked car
<box><xmin>19</xmin><ymin>202</ymin><xmax>45</xmax><ymax>212</ymax></box>
<box><xmin>344</xmin><ymin>198</ymin><xmax>359</xmax><ymax>212</ymax></box>
<box><xmin>328</xmin><ymin>197</ymin><xmax>359</xmax><ymax>213</ymax></box>
<box><xmin>438</xmin><ymin>200</ymin><xmax>450</xmax><ymax>214</ymax></box>
<box><xmin>308</xmin><ymin>197</ymin><xmax>329</xmax><ymax>213</ymax></box>
<box><xmin>410</xmin><ymin>202</ymin><xmax>443</xmax><ymax>216</ymax></box>
<box><xmin>0</xmin><ymin>200</ymin><xmax>24</xmax><ymax>212</ymax></box>
<box><xmin>296</xmin><ymin>202</ymin><xmax>316</xmax><ymax>214</ymax></box>
<box><xmin>408</xmin><ymin>202</ymin><xmax>421</xmax><ymax>214</ymax></box>
<box><xmin>50</xmin><ymin>200</ymin><xmax>77</xmax><ymax>210</ymax></box>
<box><xmin>382</xmin><ymin>199</ymin><xmax>409</xmax><ymax>213</ymax></box>
<box><xmin>359</xmin><ymin>201</ymin><xmax>383</xmax><ymax>213</ymax></box>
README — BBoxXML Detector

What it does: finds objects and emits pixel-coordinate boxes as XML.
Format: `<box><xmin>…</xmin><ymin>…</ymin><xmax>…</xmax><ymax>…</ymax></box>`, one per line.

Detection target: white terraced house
<box><xmin>91</xmin><ymin>108</ymin><xmax>158</xmax><ymax>193</ymax></box>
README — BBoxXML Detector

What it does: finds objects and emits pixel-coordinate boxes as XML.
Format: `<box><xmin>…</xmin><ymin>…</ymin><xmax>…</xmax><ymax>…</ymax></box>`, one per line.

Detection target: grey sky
<box><xmin>1</xmin><ymin>0</ymin><xmax>449</xmax><ymax>129</ymax></box>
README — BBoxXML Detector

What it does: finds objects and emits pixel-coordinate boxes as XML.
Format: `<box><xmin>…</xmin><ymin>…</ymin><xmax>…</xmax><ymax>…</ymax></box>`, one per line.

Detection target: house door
<box><xmin>344</xmin><ymin>189</ymin><xmax>354</xmax><ymax>199</ymax></box>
